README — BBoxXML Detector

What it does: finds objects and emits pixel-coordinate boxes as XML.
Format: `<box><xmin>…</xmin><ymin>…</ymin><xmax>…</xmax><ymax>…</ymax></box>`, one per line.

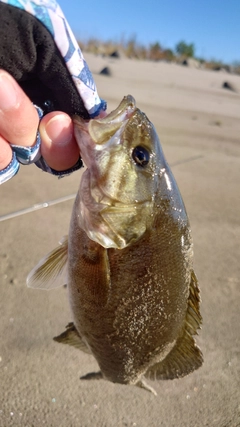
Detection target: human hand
<box><xmin>0</xmin><ymin>70</ymin><xmax>80</xmax><ymax>175</ymax></box>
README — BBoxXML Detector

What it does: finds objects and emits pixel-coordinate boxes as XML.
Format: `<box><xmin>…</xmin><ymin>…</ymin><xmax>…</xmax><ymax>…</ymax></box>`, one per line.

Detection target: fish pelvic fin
<box><xmin>80</xmin><ymin>371</ymin><xmax>103</xmax><ymax>380</ymax></box>
<box><xmin>145</xmin><ymin>270</ymin><xmax>203</xmax><ymax>380</ymax></box>
<box><xmin>27</xmin><ymin>236</ymin><xmax>68</xmax><ymax>290</ymax></box>
<box><xmin>54</xmin><ymin>323</ymin><xmax>91</xmax><ymax>354</ymax></box>
<box><xmin>136</xmin><ymin>379</ymin><xmax>157</xmax><ymax>396</ymax></box>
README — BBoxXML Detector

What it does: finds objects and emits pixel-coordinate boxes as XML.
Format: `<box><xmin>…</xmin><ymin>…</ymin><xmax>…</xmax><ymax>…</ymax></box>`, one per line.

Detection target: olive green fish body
<box><xmin>68</xmin><ymin>193</ymin><xmax>192</xmax><ymax>385</ymax></box>
<box><xmin>27</xmin><ymin>95</ymin><xmax>202</xmax><ymax>394</ymax></box>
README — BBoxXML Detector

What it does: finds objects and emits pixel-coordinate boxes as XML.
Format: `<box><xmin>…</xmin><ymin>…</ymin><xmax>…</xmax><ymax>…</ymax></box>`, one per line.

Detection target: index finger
<box><xmin>0</xmin><ymin>70</ymin><xmax>39</xmax><ymax>147</ymax></box>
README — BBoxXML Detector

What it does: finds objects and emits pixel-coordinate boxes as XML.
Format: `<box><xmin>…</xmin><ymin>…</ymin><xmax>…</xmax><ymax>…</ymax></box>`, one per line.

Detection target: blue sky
<box><xmin>58</xmin><ymin>0</ymin><xmax>239</xmax><ymax>64</ymax></box>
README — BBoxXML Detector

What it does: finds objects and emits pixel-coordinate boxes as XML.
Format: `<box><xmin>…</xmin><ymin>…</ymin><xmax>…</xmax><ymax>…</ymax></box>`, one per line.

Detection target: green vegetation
<box><xmin>175</xmin><ymin>41</ymin><xmax>195</xmax><ymax>58</ymax></box>
<box><xmin>78</xmin><ymin>37</ymin><xmax>239</xmax><ymax>74</ymax></box>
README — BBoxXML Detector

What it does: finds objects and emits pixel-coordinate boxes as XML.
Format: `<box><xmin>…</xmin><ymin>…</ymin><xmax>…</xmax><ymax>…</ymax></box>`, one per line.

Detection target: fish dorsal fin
<box><xmin>146</xmin><ymin>271</ymin><xmax>203</xmax><ymax>380</ymax></box>
<box><xmin>54</xmin><ymin>323</ymin><xmax>91</xmax><ymax>354</ymax></box>
<box><xmin>27</xmin><ymin>236</ymin><xmax>68</xmax><ymax>290</ymax></box>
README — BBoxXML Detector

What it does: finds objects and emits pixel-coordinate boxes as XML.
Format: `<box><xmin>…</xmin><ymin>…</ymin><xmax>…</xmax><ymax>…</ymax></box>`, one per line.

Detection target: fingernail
<box><xmin>0</xmin><ymin>72</ymin><xmax>19</xmax><ymax>112</ymax></box>
<box><xmin>45</xmin><ymin>114</ymin><xmax>73</xmax><ymax>146</ymax></box>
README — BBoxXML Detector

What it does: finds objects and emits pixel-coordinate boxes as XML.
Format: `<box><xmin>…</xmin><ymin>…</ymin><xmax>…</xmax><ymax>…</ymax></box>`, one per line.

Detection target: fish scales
<box><xmin>68</xmin><ymin>203</ymin><xmax>187</xmax><ymax>381</ymax></box>
<box><xmin>27</xmin><ymin>95</ymin><xmax>203</xmax><ymax>395</ymax></box>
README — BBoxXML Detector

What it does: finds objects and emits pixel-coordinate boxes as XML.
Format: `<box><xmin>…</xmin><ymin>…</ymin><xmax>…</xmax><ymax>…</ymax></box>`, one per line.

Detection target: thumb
<box><xmin>39</xmin><ymin>112</ymin><xmax>80</xmax><ymax>171</ymax></box>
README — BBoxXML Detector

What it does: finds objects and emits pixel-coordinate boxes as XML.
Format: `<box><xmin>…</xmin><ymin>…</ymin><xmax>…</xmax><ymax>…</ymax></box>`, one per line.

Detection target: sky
<box><xmin>58</xmin><ymin>0</ymin><xmax>239</xmax><ymax>64</ymax></box>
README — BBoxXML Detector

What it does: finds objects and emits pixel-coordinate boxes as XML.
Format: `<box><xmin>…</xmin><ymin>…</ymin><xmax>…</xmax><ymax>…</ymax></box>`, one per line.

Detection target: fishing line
<box><xmin>0</xmin><ymin>194</ymin><xmax>76</xmax><ymax>222</ymax></box>
<box><xmin>0</xmin><ymin>155</ymin><xmax>203</xmax><ymax>222</ymax></box>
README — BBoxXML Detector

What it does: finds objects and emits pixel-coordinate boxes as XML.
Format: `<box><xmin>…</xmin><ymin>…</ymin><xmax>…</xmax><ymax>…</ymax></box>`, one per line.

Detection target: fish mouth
<box><xmin>88</xmin><ymin>95</ymin><xmax>137</xmax><ymax>149</ymax></box>
<box><xmin>73</xmin><ymin>95</ymin><xmax>137</xmax><ymax>170</ymax></box>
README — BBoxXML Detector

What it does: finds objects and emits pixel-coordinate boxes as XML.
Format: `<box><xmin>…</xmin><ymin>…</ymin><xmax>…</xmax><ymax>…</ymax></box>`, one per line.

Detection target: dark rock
<box><xmin>109</xmin><ymin>50</ymin><xmax>120</xmax><ymax>58</ymax></box>
<box><xmin>181</xmin><ymin>58</ymin><xmax>200</xmax><ymax>68</ymax></box>
<box><xmin>222</xmin><ymin>81</ymin><xmax>236</xmax><ymax>92</ymax></box>
<box><xmin>99</xmin><ymin>66</ymin><xmax>111</xmax><ymax>76</ymax></box>
<box><xmin>214</xmin><ymin>65</ymin><xmax>230</xmax><ymax>72</ymax></box>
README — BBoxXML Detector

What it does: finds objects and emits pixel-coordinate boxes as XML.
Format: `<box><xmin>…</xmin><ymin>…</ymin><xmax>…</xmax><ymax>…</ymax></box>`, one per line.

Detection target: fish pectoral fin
<box><xmin>146</xmin><ymin>270</ymin><xmax>203</xmax><ymax>380</ymax></box>
<box><xmin>27</xmin><ymin>236</ymin><xmax>68</xmax><ymax>290</ymax></box>
<box><xmin>82</xmin><ymin>240</ymin><xmax>111</xmax><ymax>306</ymax></box>
<box><xmin>53</xmin><ymin>322</ymin><xmax>91</xmax><ymax>354</ymax></box>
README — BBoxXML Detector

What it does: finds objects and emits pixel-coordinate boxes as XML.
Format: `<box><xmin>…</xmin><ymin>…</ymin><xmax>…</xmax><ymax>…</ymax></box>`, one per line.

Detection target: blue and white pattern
<box><xmin>9</xmin><ymin>105</ymin><xmax>42</xmax><ymax>165</ymax></box>
<box><xmin>0</xmin><ymin>152</ymin><xmax>20</xmax><ymax>185</ymax></box>
<box><xmin>0</xmin><ymin>105</ymin><xmax>42</xmax><ymax>184</ymax></box>
<box><xmin>0</xmin><ymin>103</ymin><xmax>83</xmax><ymax>184</ymax></box>
<box><xmin>0</xmin><ymin>0</ymin><xmax>107</xmax><ymax>184</ymax></box>
<box><xmin>2</xmin><ymin>0</ymin><xmax>106</xmax><ymax>117</ymax></box>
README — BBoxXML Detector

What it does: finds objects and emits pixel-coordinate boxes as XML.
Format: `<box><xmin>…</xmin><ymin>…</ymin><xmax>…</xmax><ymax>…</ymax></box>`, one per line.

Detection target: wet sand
<box><xmin>1</xmin><ymin>54</ymin><xmax>240</xmax><ymax>426</ymax></box>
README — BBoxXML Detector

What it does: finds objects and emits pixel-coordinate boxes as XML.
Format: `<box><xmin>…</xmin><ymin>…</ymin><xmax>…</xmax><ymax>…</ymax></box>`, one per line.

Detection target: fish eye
<box><xmin>132</xmin><ymin>146</ymin><xmax>150</xmax><ymax>167</ymax></box>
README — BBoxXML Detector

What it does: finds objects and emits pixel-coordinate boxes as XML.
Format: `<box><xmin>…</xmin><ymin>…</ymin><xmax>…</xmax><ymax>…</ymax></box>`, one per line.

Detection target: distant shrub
<box><xmin>77</xmin><ymin>37</ymin><xmax>237</xmax><ymax>72</ymax></box>
<box><xmin>162</xmin><ymin>49</ymin><xmax>175</xmax><ymax>61</ymax></box>
<box><xmin>149</xmin><ymin>42</ymin><xmax>162</xmax><ymax>61</ymax></box>
<box><xmin>175</xmin><ymin>41</ymin><xmax>195</xmax><ymax>58</ymax></box>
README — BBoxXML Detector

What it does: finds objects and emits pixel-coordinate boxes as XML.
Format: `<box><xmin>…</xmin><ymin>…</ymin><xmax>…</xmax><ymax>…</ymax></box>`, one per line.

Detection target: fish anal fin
<box><xmin>146</xmin><ymin>270</ymin><xmax>203</xmax><ymax>380</ymax></box>
<box><xmin>53</xmin><ymin>322</ymin><xmax>91</xmax><ymax>354</ymax></box>
<box><xmin>27</xmin><ymin>236</ymin><xmax>68</xmax><ymax>290</ymax></box>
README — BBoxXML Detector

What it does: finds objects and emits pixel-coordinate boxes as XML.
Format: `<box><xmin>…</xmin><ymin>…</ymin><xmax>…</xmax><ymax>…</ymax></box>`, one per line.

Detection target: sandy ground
<box><xmin>0</xmin><ymin>53</ymin><xmax>240</xmax><ymax>427</ymax></box>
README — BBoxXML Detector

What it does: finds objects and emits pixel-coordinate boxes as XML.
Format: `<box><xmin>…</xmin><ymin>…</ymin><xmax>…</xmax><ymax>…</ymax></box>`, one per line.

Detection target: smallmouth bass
<box><xmin>27</xmin><ymin>95</ymin><xmax>203</xmax><ymax>395</ymax></box>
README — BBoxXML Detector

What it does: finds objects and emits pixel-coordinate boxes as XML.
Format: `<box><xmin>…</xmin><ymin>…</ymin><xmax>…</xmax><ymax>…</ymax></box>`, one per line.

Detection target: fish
<box><xmin>27</xmin><ymin>95</ymin><xmax>203</xmax><ymax>395</ymax></box>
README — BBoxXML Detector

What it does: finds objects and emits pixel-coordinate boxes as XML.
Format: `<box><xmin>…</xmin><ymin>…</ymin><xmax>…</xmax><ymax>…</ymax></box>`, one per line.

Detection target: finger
<box><xmin>0</xmin><ymin>135</ymin><xmax>12</xmax><ymax>170</ymax></box>
<box><xmin>97</xmin><ymin>110</ymin><xmax>108</xmax><ymax>118</ymax></box>
<box><xmin>0</xmin><ymin>70</ymin><xmax>39</xmax><ymax>147</ymax></box>
<box><xmin>39</xmin><ymin>112</ymin><xmax>80</xmax><ymax>171</ymax></box>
